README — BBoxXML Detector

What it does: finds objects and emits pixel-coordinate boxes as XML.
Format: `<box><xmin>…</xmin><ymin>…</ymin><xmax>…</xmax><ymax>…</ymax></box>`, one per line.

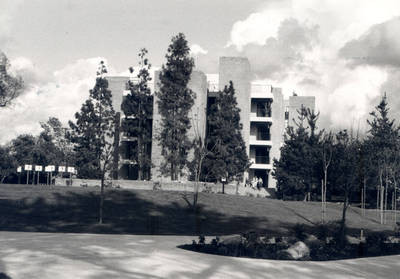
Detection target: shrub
<box><xmin>315</xmin><ymin>223</ymin><xmax>329</xmax><ymax>240</ymax></box>
<box><xmin>292</xmin><ymin>223</ymin><xmax>307</xmax><ymax>241</ymax></box>
<box><xmin>198</xmin><ymin>235</ymin><xmax>205</xmax><ymax>245</ymax></box>
<box><xmin>153</xmin><ymin>181</ymin><xmax>162</xmax><ymax>190</ymax></box>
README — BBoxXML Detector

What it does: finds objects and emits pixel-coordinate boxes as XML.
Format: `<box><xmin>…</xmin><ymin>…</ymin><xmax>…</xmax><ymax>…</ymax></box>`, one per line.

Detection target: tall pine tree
<box><xmin>69</xmin><ymin>61</ymin><xmax>116</xmax><ymax>179</ymax></box>
<box><xmin>157</xmin><ymin>33</ymin><xmax>195</xmax><ymax>180</ymax></box>
<box><xmin>366</xmin><ymin>94</ymin><xmax>399</xmax><ymax>223</ymax></box>
<box><xmin>121</xmin><ymin>49</ymin><xmax>153</xmax><ymax>180</ymax></box>
<box><xmin>273</xmin><ymin>106</ymin><xmax>323</xmax><ymax>200</ymax></box>
<box><xmin>273</xmin><ymin>107</ymin><xmax>310</xmax><ymax>199</ymax></box>
<box><xmin>203</xmin><ymin>81</ymin><xmax>250</xmax><ymax>183</ymax></box>
<box><xmin>69</xmin><ymin>61</ymin><xmax>116</xmax><ymax>224</ymax></box>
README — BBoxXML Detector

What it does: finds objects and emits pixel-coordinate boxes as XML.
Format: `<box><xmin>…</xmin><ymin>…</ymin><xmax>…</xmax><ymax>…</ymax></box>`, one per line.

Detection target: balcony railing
<box><xmin>256</xmin><ymin>108</ymin><xmax>272</xmax><ymax>117</ymax></box>
<box><xmin>208</xmin><ymin>82</ymin><xmax>219</xmax><ymax>92</ymax></box>
<box><xmin>256</xmin><ymin>133</ymin><xmax>271</xmax><ymax>141</ymax></box>
<box><xmin>254</xmin><ymin>156</ymin><xmax>270</xmax><ymax>164</ymax></box>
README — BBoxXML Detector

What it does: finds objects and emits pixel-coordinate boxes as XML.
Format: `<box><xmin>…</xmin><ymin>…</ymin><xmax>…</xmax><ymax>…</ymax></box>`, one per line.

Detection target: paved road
<box><xmin>0</xmin><ymin>231</ymin><xmax>399</xmax><ymax>279</ymax></box>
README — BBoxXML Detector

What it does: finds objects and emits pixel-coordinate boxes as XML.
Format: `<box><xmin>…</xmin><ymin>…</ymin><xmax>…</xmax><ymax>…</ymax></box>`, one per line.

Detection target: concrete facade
<box><xmin>150</xmin><ymin>70</ymin><xmax>208</xmax><ymax>181</ymax></box>
<box><xmin>108</xmin><ymin>57</ymin><xmax>315</xmax><ymax>189</ymax></box>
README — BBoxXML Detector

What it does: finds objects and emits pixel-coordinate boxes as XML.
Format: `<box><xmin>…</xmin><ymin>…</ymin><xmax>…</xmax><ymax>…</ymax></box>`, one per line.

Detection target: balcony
<box><xmin>249</xmin><ymin>124</ymin><xmax>272</xmax><ymax>145</ymax></box>
<box><xmin>254</xmin><ymin>155</ymin><xmax>270</xmax><ymax>164</ymax></box>
<box><xmin>120</xmin><ymin>133</ymin><xmax>137</xmax><ymax>142</ymax></box>
<box><xmin>250</xmin><ymin>114</ymin><xmax>273</xmax><ymax>123</ymax></box>
<box><xmin>249</xmin><ymin>136</ymin><xmax>272</xmax><ymax>146</ymax></box>
<box><xmin>249</xmin><ymin>157</ymin><xmax>272</xmax><ymax>170</ymax></box>
<box><xmin>251</xmin><ymin>83</ymin><xmax>274</xmax><ymax>99</ymax></box>
<box><xmin>250</xmin><ymin>100</ymin><xmax>272</xmax><ymax>122</ymax></box>
<box><xmin>207</xmin><ymin>82</ymin><xmax>219</xmax><ymax>92</ymax></box>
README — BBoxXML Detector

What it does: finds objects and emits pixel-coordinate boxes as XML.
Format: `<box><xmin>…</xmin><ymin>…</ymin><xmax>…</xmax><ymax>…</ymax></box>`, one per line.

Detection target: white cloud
<box><xmin>190</xmin><ymin>44</ymin><xmax>208</xmax><ymax>56</ymax></box>
<box><xmin>0</xmin><ymin>57</ymin><xmax>163</xmax><ymax>144</ymax></box>
<box><xmin>0</xmin><ymin>0</ymin><xmax>23</xmax><ymax>49</ymax></box>
<box><xmin>0</xmin><ymin>57</ymin><xmax>109</xmax><ymax>144</ymax></box>
<box><xmin>224</xmin><ymin>0</ymin><xmax>400</xmax><ymax>129</ymax></box>
<box><xmin>340</xmin><ymin>17</ymin><xmax>400</xmax><ymax>67</ymax></box>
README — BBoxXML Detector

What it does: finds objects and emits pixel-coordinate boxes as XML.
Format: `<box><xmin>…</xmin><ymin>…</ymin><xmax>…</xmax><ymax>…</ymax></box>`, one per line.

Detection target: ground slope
<box><xmin>0</xmin><ymin>184</ymin><xmax>394</xmax><ymax>235</ymax></box>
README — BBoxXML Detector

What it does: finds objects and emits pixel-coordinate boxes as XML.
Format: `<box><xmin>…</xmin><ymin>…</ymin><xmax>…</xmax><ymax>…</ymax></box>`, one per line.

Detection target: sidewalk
<box><xmin>0</xmin><ymin>231</ymin><xmax>399</xmax><ymax>279</ymax></box>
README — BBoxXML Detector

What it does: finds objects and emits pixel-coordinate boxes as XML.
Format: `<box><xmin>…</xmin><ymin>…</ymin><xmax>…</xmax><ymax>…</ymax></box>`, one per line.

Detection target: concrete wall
<box><xmin>218</xmin><ymin>57</ymin><xmax>251</xmax><ymax>180</ymax></box>
<box><xmin>54</xmin><ymin>178</ymin><xmax>274</xmax><ymax>197</ymax></box>
<box><xmin>107</xmin><ymin>76</ymin><xmax>129</xmax><ymax>113</ymax></box>
<box><xmin>269</xmin><ymin>87</ymin><xmax>285</xmax><ymax>188</ymax></box>
<box><xmin>150</xmin><ymin>70</ymin><xmax>208</xmax><ymax>181</ymax></box>
<box><xmin>105</xmin><ymin>77</ymin><xmax>130</xmax><ymax>179</ymax></box>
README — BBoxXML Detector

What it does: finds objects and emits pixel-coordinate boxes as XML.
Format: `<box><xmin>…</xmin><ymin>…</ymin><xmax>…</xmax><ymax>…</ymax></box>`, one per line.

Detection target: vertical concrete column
<box><xmin>107</xmin><ymin>76</ymin><xmax>129</xmax><ymax>180</ymax></box>
<box><xmin>184</xmin><ymin>70</ymin><xmax>208</xmax><ymax>180</ymax></box>
<box><xmin>218</xmin><ymin>57</ymin><xmax>251</xmax><ymax>181</ymax></box>
<box><xmin>269</xmin><ymin>87</ymin><xmax>285</xmax><ymax>188</ymax></box>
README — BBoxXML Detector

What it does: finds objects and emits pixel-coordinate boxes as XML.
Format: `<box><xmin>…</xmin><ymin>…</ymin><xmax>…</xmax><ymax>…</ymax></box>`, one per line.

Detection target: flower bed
<box><xmin>180</xmin><ymin>223</ymin><xmax>400</xmax><ymax>261</ymax></box>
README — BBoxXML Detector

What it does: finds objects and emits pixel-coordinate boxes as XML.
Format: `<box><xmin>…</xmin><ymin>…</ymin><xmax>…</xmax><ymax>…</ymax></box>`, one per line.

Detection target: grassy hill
<box><xmin>0</xmin><ymin>184</ymin><xmax>395</xmax><ymax>236</ymax></box>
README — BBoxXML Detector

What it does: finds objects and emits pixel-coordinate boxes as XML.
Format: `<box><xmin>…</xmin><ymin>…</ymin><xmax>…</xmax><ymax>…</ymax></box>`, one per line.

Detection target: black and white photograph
<box><xmin>0</xmin><ymin>0</ymin><xmax>400</xmax><ymax>278</ymax></box>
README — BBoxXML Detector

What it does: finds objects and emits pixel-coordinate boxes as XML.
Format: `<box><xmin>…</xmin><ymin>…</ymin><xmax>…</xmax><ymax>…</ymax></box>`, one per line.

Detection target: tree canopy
<box><xmin>157</xmin><ymin>33</ymin><xmax>195</xmax><ymax>180</ymax></box>
<box><xmin>0</xmin><ymin>51</ymin><xmax>23</xmax><ymax>107</ymax></box>
<box><xmin>202</xmin><ymin>81</ymin><xmax>250</xmax><ymax>182</ymax></box>
<box><xmin>121</xmin><ymin>48</ymin><xmax>153</xmax><ymax>180</ymax></box>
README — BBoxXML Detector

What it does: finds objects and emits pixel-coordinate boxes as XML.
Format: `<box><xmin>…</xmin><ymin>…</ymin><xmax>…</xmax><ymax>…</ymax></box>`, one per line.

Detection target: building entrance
<box><xmin>253</xmin><ymin>169</ymin><xmax>269</xmax><ymax>188</ymax></box>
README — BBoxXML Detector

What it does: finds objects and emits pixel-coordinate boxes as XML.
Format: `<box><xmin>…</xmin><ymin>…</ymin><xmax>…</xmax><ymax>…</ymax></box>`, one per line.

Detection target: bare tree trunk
<box><xmin>395</xmin><ymin>186</ymin><xmax>397</xmax><ymax>225</ymax></box>
<box><xmin>138</xmin><ymin>134</ymin><xmax>142</xmax><ymax>180</ymax></box>
<box><xmin>377</xmin><ymin>185</ymin><xmax>380</xmax><ymax>216</ymax></box>
<box><xmin>340</xmin><ymin>193</ymin><xmax>349</xmax><ymax>247</ymax></box>
<box><xmin>99</xmin><ymin>168</ymin><xmax>105</xmax><ymax>224</ymax></box>
<box><xmin>380</xmin><ymin>185</ymin><xmax>385</xmax><ymax>225</ymax></box>
<box><xmin>363</xmin><ymin>178</ymin><xmax>366</xmax><ymax>217</ymax></box>
<box><xmin>392</xmin><ymin>193</ymin><xmax>395</xmax><ymax>223</ymax></box>
<box><xmin>384</xmin><ymin>172</ymin><xmax>388</xmax><ymax>224</ymax></box>
<box><xmin>361</xmin><ymin>183</ymin><xmax>364</xmax><ymax>217</ymax></box>
<box><xmin>321</xmin><ymin>179</ymin><xmax>324</xmax><ymax>224</ymax></box>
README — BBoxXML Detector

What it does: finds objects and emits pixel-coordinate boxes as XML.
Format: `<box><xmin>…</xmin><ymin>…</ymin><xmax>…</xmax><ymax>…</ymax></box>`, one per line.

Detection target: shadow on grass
<box><xmin>0</xmin><ymin>187</ymin><xmax>287</xmax><ymax>236</ymax></box>
<box><xmin>0</xmin><ymin>185</ymin><xmax>396</xmax><ymax>237</ymax></box>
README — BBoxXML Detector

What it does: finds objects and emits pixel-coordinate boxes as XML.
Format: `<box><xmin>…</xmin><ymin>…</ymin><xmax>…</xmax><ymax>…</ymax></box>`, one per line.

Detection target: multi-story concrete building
<box><xmin>108</xmin><ymin>57</ymin><xmax>315</xmax><ymax>188</ymax></box>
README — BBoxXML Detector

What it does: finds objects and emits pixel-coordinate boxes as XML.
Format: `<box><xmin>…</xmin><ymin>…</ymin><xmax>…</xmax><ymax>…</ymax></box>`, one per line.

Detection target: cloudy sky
<box><xmin>1</xmin><ymin>0</ymin><xmax>400</xmax><ymax>143</ymax></box>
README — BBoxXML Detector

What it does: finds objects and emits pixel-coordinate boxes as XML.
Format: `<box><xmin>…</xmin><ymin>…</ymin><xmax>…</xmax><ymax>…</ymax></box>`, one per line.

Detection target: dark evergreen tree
<box><xmin>305</xmin><ymin>108</ymin><xmax>324</xmax><ymax>199</ymax></box>
<box><xmin>69</xmin><ymin>61</ymin><xmax>116</xmax><ymax>180</ymax></box>
<box><xmin>203</xmin><ymin>81</ymin><xmax>250</xmax><ymax>184</ymax></box>
<box><xmin>273</xmin><ymin>108</ymin><xmax>309</xmax><ymax>199</ymax></box>
<box><xmin>0</xmin><ymin>145</ymin><xmax>16</xmax><ymax>183</ymax></box>
<box><xmin>121</xmin><ymin>49</ymin><xmax>153</xmax><ymax>180</ymax></box>
<box><xmin>273</xmin><ymin>106</ymin><xmax>323</xmax><ymax>200</ymax></box>
<box><xmin>69</xmin><ymin>61</ymin><xmax>116</xmax><ymax>224</ymax></box>
<box><xmin>331</xmin><ymin>130</ymin><xmax>359</xmax><ymax>245</ymax></box>
<box><xmin>157</xmin><ymin>33</ymin><xmax>195</xmax><ymax>180</ymax></box>
<box><xmin>365</xmin><ymin>94</ymin><xmax>399</xmax><ymax>223</ymax></box>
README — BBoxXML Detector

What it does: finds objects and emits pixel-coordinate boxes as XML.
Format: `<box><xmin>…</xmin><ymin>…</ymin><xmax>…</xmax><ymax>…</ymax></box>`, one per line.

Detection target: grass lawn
<box><xmin>0</xmin><ymin>184</ymin><xmax>395</xmax><ymax>236</ymax></box>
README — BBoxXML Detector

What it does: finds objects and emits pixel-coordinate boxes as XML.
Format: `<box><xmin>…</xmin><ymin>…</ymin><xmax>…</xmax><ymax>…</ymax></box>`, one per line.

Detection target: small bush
<box><xmin>315</xmin><ymin>223</ymin><xmax>329</xmax><ymax>240</ymax></box>
<box><xmin>198</xmin><ymin>235</ymin><xmax>205</xmax><ymax>245</ymax></box>
<box><xmin>153</xmin><ymin>181</ymin><xmax>162</xmax><ymax>190</ymax></box>
<box><xmin>292</xmin><ymin>223</ymin><xmax>307</xmax><ymax>241</ymax></box>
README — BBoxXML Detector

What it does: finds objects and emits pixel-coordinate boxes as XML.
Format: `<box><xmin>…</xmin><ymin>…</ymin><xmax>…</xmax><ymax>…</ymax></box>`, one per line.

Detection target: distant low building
<box><xmin>107</xmin><ymin>57</ymin><xmax>315</xmax><ymax>188</ymax></box>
